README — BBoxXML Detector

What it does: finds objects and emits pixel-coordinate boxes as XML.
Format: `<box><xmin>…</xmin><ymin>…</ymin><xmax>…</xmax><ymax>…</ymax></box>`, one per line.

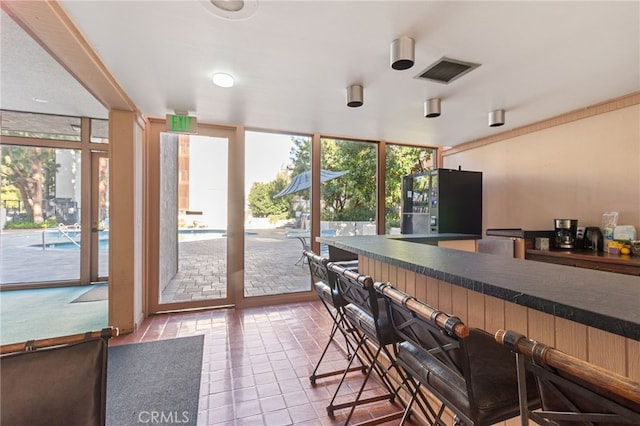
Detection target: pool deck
<box><xmin>1</xmin><ymin>227</ymin><xmax>311</xmax><ymax>301</ymax></box>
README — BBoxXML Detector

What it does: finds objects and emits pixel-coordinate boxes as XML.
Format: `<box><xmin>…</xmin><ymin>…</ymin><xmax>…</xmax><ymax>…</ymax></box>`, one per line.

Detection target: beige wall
<box><xmin>443</xmin><ymin>101</ymin><xmax>640</xmax><ymax>233</ymax></box>
<box><xmin>109</xmin><ymin>110</ymin><xmax>145</xmax><ymax>334</ymax></box>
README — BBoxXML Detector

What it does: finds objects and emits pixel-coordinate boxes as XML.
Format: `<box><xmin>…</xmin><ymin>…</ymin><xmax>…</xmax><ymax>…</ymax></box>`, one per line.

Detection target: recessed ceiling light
<box><xmin>212</xmin><ymin>73</ymin><xmax>235</xmax><ymax>88</ymax></box>
<box><xmin>32</xmin><ymin>97</ymin><xmax>48</xmax><ymax>103</ymax></box>
<box><xmin>201</xmin><ymin>0</ymin><xmax>258</xmax><ymax>20</ymax></box>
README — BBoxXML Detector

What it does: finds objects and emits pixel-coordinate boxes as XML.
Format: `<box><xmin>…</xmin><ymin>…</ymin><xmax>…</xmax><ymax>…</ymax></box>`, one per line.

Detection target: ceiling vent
<box><xmin>415</xmin><ymin>57</ymin><xmax>480</xmax><ymax>84</ymax></box>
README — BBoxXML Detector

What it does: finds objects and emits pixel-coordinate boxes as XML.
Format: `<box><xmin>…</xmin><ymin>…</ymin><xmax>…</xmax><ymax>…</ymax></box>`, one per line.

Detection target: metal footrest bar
<box><xmin>397</xmin><ymin>372</ymin><xmax>448</xmax><ymax>426</ymax></box>
<box><xmin>351</xmin><ymin>410</ymin><xmax>406</xmax><ymax>426</ymax></box>
<box><xmin>327</xmin><ymin>393</ymin><xmax>394</xmax><ymax>415</ymax></box>
<box><xmin>312</xmin><ymin>365</ymin><xmax>365</xmax><ymax>383</ymax></box>
<box><xmin>342</xmin><ymin>342</ymin><xmax>412</xmax><ymax>425</ymax></box>
<box><xmin>310</xmin><ymin>308</ymin><xmax>367</xmax><ymax>386</ymax></box>
<box><xmin>326</xmin><ymin>333</ymin><xmax>411</xmax><ymax>425</ymax></box>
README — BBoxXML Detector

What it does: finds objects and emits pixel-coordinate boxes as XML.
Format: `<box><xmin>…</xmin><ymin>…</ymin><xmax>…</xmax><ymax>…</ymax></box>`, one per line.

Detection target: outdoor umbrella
<box><xmin>273</xmin><ymin>169</ymin><xmax>348</xmax><ymax>198</ymax></box>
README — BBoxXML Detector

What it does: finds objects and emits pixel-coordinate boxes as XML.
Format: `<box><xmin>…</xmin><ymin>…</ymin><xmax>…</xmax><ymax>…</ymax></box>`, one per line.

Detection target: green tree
<box><xmin>286</xmin><ymin>137</ymin><xmax>433</xmax><ymax>228</ymax></box>
<box><xmin>321</xmin><ymin>139</ymin><xmax>377</xmax><ymax>221</ymax></box>
<box><xmin>1</xmin><ymin>145</ymin><xmax>58</xmax><ymax>223</ymax></box>
<box><xmin>289</xmin><ymin>137</ymin><xmax>376</xmax><ymax>221</ymax></box>
<box><xmin>384</xmin><ymin>145</ymin><xmax>432</xmax><ymax>228</ymax></box>
<box><xmin>289</xmin><ymin>136</ymin><xmax>311</xmax><ymax>176</ymax></box>
<box><xmin>247</xmin><ymin>171</ymin><xmax>290</xmax><ymax>217</ymax></box>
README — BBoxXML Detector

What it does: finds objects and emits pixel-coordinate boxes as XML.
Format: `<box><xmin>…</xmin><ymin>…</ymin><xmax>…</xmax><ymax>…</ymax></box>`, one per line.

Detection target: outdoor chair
<box><xmin>376</xmin><ymin>282</ymin><xmax>541</xmax><ymax>426</ymax></box>
<box><xmin>1</xmin><ymin>327</ymin><xmax>118</xmax><ymax>426</ymax></box>
<box><xmin>495</xmin><ymin>329</ymin><xmax>640</xmax><ymax>426</ymax></box>
<box><xmin>326</xmin><ymin>262</ymin><xmax>410</xmax><ymax>425</ymax></box>
<box><xmin>304</xmin><ymin>250</ymin><xmax>365</xmax><ymax>386</ymax></box>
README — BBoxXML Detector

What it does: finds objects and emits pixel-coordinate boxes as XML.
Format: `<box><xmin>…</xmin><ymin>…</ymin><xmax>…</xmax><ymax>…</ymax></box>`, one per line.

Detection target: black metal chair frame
<box><xmin>377</xmin><ymin>282</ymin><xmax>540</xmax><ymax>426</ymax></box>
<box><xmin>376</xmin><ymin>282</ymin><xmax>474</xmax><ymax>426</ymax></box>
<box><xmin>326</xmin><ymin>263</ymin><xmax>412</xmax><ymax>426</ymax></box>
<box><xmin>304</xmin><ymin>250</ymin><xmax>365</xmax><ymax>386</ymax></box>
<box><xmin>496</xmin><ymin>329</ymin><xmax>640</xmax><ymax>426</ymax></box>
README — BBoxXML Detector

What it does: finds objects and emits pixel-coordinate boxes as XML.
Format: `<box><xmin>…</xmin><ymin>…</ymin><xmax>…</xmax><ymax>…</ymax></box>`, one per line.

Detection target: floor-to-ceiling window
<box><xmin>0</xmin><ymin>111</ymin><xmax>109</xmax><ymax>287</ymax></box>
<box><xmin>320</xmin><ymin>137</ymin><xmax>378</xmax><ymax>240</ymax></box>
<box><xmin>147</xmin><ymin>118</ymin><xmax>439</xmax><ymax>311</ymax></box>
<box><xmin>384</xmin><ymin>143</ymin><xmax>436</xmax><ymax>234</ymax></box>
<box><xmin>244</xmin><ymin>131</ymin><xmax>312</xmax><ymax>297</ymax></box>
<box><xmin>0</xmin><ymin>110</ymin><xmax>109</xmax><ymax>344</ymax></box>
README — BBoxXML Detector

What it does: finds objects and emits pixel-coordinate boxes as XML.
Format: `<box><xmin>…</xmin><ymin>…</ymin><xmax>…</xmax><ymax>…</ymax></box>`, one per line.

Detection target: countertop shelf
<box><xmin>526</xmin><ymin>248</ymin><xmax>640</xmax><ymax>276</ymax></box>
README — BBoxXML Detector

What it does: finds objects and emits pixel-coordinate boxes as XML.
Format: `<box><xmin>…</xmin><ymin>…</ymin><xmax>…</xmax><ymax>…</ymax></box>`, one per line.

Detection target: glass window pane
<box><xmin>244</xmin><ymin>131</ymin><xmax>311</xmax><ymax>297</ymax></box>
<box><xmin>0</xmin><ymin>110</ymin><xmax>81</xmax><ymax>141</ymax></box>
<box><xmin>90</xmin><ymin>119</ymin><xmax>109</xmax><ymax>143</ymax></box>
<box><xmin>384</xmin><ymin>144</ymin><xmax>435</xmax><ymax>234</ymax></box>
<box><xmin>97</xmin><ymin>156</ymin><xmax>109</xmax><ymax>278</ymax></box>
<box><xmin>1</xmin><ymin>144</ymin><xmax>82</xmax><ymax>283</ymax></box>
<box><xmin>320</xmin><ymin>138</ymin><xmax>377</xmax><ymax>242</ymax></box>
<box><xmin>159</xmin><ymin>134</ymin><xmax>229</xmax><ymax>304</ymax></box>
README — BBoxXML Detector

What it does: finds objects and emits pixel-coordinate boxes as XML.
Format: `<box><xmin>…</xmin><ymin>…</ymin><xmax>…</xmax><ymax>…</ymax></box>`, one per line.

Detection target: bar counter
<box><xmin>318</xmin><ymin>235</ymin><xmax>640</xmax><ymax>382</ymax></box>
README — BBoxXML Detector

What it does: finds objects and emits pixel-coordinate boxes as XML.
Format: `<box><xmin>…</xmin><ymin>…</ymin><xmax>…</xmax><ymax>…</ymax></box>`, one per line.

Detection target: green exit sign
<box><xmin>166</xmin><ymin>114</ymin><xmax>198</xmax><ymax>133</ymax></box>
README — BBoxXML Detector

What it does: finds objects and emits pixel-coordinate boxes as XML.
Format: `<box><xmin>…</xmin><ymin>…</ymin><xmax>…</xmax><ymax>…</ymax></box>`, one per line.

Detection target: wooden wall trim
<box><xmin>443</xmin><ymin>91</ymin><xmax>640</xmax><ymax>156</ymax></box>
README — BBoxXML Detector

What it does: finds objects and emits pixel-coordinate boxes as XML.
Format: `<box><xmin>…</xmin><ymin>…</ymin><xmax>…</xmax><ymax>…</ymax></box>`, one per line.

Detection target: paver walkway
<box><xmin>160</xmin><ymin>227</ymin><xmax>312</xmax><ymax>303</ymax></box>
<box><xmin>1</xmin><ymin>227</ymin><xmax>314</xmax><ymax>302</ymax></box>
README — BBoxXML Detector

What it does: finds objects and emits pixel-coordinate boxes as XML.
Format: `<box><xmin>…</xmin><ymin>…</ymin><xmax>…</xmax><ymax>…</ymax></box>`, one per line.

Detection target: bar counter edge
<box><xmin>318</xmin><ymin>235</ymin><xmax>640</xmax><ymax>342</ymax></box>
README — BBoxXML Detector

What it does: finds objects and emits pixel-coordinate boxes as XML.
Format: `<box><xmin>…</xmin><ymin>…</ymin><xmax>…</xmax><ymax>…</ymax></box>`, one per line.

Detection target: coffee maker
<box><xmin>554</xmin><ymin>219</ymin><xmax>578</xmax><ymax>249</ymax></box>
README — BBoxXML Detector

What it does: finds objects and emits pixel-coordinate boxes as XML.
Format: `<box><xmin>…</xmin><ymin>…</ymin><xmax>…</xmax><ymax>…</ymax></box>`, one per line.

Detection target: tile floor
<box><xmin>111</xmin><ymin>300</ymin><xmax>421</xmax><ymax>425</ymax></box>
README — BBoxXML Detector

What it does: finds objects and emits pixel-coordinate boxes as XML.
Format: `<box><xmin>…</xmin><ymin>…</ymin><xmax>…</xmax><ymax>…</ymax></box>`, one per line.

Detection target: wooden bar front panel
<box><xmin>360</xmin><ymin>255</ymin><xmax>639</xmax><ymax>424</ymax></box>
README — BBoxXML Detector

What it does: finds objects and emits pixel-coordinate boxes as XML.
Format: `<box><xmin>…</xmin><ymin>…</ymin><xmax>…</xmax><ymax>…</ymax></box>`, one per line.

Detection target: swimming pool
<box><xmin>179</xmin><ymin>228</ymin><xmax>226</xmax><ymax>242</ymax></box>
<box><xmin>32</xmin><ymin>239</ymin><xmax>109</xmax><ymax>250</ymax></box>
<box><xmin>178</xmin><ymin>229</ymin><xmax>257</xmax><ymax>242</ymax></box>
<box><xmin>31</xmin><ymin>229</ymin><xmax>255</xmax><ymax>249</ymax></box>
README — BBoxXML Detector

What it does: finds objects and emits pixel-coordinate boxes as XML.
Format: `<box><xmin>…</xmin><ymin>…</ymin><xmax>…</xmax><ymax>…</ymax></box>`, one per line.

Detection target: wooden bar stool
<box><xmin>495</xmin><ymin>329</ymin><xmax>640</xmax><ymax>425</ymax></box>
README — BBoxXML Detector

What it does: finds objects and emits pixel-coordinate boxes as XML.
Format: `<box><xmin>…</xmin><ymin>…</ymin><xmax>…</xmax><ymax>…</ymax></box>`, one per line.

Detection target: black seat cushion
<box><xmin>313</xmin><ymin>281</ymin><xmax>335</xmax><ymax>307</ymax></box>
<box><xmin>398</xmin><ymin>329</ymin><xmax>538</xmax><ymax>424</ymax></box>
<box><xmin>344</xmin><ymin>302</ymin><xmax>397</xmax><ymax>345</ymax></box>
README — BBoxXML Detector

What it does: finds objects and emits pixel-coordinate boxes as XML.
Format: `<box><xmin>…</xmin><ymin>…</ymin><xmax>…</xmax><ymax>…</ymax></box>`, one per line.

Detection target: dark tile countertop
<box><xmin>317</xmin><ymin>235</ymin><xmax>640</xmax><ymax>341</ymax></box>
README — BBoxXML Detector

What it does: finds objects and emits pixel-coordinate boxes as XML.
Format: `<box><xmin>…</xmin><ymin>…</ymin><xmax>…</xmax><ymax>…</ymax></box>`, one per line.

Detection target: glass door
<box><xmin>91</xmin><ymin>152</ymin><xmax>109</xmax><ymax>282</ymax></box>
<box><xmin>148</xmin><ymin>122</ymin><xmax>236</xmax><ymax>313</ymax></box>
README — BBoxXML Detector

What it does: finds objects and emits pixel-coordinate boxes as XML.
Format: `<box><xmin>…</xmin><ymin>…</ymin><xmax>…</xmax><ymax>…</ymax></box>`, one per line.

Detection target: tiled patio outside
<box><xmin>161</xmin><ymin>227</ymin><xmax>313</xmax><ymax>303</ymax></box>
<box><xmin>0</xmin><ymin>227</ymin><xmax>313</xmax><ymax>301</ymax></box>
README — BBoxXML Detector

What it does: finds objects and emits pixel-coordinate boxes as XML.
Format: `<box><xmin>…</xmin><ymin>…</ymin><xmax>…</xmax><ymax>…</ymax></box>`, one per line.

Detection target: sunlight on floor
<box><xmin>0</xmin><ymin>285</ymin><xmax>108</xmax><ymax>345</ymax></box>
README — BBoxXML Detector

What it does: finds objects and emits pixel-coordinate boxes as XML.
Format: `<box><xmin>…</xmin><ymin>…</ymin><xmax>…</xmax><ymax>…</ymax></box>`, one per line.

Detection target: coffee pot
<box><xmin>554</xmin><ymin>219</ymin><xmax>578</xmax><ymax>249</ymax></box>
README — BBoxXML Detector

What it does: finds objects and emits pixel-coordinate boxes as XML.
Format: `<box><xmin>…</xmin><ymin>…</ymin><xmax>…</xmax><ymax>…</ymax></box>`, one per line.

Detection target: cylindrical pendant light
<box><xmin>489</xmin><ymin>109</ymin><xmax>505</xmax><ymax>127</ymax></box>
<box><xmin>347</xmin><ymin>85</ymin><xmax>363</xmax><ymax>107</ymax></box>
<box><xmin>424</xmin><ymin>98</ymin><xmax>441</xmax><ymax>118</ymax></box>
<box><xmin>390</xmin><ymin>37</ymin><xmax>415</xmax><ymax>70</ymax></box>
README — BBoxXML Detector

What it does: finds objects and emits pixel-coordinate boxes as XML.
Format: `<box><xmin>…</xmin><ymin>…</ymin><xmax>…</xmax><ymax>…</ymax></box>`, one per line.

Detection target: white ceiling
<box><xmin>2</xmin><ymin>1</ymin><xmax>639</xmax><ymax>147</ymax></box>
